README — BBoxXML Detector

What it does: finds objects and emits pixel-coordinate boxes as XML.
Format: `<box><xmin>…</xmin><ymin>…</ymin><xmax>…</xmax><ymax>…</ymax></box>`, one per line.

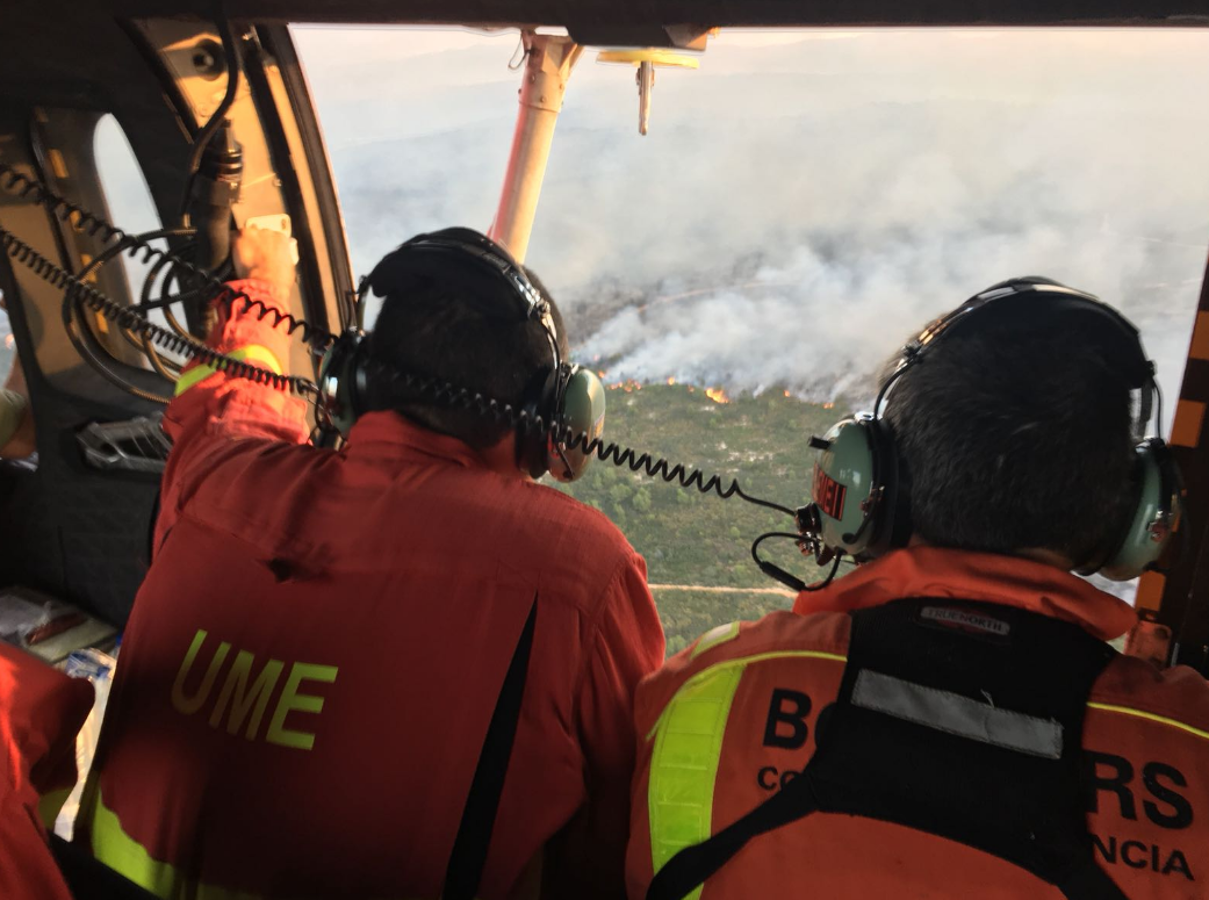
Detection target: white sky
<box><xmin>290</xmin><ymin>25</ymin><xmax>1209</xmax><ymax>419</ymax></box>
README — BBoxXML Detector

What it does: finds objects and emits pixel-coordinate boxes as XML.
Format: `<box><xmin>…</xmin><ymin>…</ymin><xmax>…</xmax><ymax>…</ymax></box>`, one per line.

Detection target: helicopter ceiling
<box><xmin>6</xmin><ymin>0</ymin><xmax>1209</xmax><ymax>48</ymax></box>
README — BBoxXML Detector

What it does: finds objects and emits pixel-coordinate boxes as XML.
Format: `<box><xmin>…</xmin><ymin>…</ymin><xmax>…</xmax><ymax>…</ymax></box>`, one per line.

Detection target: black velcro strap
<box><xmin>811</xmin><ymin>599</ymin><xmax>1117</xmax><ymax>885</ymax></box>
<box><xmin>646</xmin><ymin>761</ymin><xmax>822</xmax><ymax>900</ymax></box>
<box><xmin>442</xmin><ymin>594</ymin><xmax>538</xmax><ymax>900</ymax></box>
<box><xmin>1055</xmin><ymin>852</ymin><xmax>1135</xmax><ymax>900</ymax></box>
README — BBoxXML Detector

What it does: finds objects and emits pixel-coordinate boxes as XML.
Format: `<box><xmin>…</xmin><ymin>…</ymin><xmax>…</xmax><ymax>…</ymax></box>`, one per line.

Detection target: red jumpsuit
<box><xmin>0</xmin><ymin>642</ymin><xmax>93</xmax><ymax>900</ymax></box>
<box><xmin>82</xmin><ymin>280</ymin><xmax>665</xmax><ymax>899</ymax></box>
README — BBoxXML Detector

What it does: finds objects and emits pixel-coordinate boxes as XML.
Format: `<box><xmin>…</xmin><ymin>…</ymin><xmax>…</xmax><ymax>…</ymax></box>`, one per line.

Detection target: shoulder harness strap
<box><xmin>647</xmin><ymin>598</ymin><xmax>1128</xmax><ymax>900</ymax></box>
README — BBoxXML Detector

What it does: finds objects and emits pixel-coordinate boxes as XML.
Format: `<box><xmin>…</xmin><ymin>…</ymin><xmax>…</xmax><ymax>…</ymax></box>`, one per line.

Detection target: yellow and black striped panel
<box><xmin>1153</xmin><ymin>252</ymin><xmax>1209</xmax><ymax>673</ymax></box>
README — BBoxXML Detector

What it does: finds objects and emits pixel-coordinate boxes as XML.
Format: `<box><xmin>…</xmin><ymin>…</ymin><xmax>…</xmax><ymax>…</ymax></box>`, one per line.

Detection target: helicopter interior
<box><xmin>3</xmin><ymin>0</ymin><xmax>1209</xmax><ymax>678</ymax></box>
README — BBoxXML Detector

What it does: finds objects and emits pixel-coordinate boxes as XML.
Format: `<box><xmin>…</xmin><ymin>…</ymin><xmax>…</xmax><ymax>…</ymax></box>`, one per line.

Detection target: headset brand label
<box><xmin>919</xmin><ymin>606</ymin><xmax>1011</xmax><ymax>637</ymax></box>
<box><xmin>813</xmin><ymin>466</ymin><xmax>847</xmax><ymax>521</ymax></box>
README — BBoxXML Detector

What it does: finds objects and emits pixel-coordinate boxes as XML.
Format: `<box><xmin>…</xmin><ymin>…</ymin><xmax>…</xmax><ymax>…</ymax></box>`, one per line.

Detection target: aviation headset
<box><xmin>318</xmin><ymin>227</ymin><xmax>606</xmax><ymax>482</ymax></box>
<box><xmin>802</xmin><ymin>277</ymin><xmax>1181</xmax><ymax>581</ymax></box>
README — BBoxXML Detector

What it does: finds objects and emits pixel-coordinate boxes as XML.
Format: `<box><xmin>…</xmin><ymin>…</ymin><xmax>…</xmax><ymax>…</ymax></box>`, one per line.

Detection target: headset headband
<box><xmin>797</xmin><ymin>275</ymin><xmax>1179</xmax><ymax>584</ymax></box>
<box><xmin>351</xmin><ymin>227</ymin><xmax>592</xmax><ymax>479</ymax></box>
<box><xmin>881</xmin><ymin>278</ymin><xmax>1159</xmax><ymax>432</ymax></box>
<box><xmin>370</xmin><ymin>228</ymin><xmax>562</xmax><ymax>372</ymax></box>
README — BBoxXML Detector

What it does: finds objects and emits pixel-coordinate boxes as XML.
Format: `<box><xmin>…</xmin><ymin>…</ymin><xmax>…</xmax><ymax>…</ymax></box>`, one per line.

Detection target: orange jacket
<box><xmin>627</xmin><ymin>547</ymin><xmax>1209</xmax><ymax>899</ymax></box>
<box><xmin>0</xmin><ymin>642</ymin><xmax>93</xmax><ymax>900</ymax></box>
<box><xmin>83</xmin><ymin>280</ymin><xmax>665</xmax><ymax>899</ymax></box>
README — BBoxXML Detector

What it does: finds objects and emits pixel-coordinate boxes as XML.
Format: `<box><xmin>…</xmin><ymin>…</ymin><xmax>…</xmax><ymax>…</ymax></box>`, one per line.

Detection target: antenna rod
<box><xmin>488</xmin><ymin>33</ymin><xmax>581</xmax><ymax>263</ymax></box>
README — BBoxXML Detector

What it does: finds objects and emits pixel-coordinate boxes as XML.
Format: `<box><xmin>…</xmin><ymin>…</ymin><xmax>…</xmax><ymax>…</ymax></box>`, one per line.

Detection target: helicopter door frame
<box><xmin>246</xmin><ymin>25</ymin><xmax>357</xmax><ymax>331</ymax></box>
<box><xmin>126</xmin><ymin>17</ymin><xmax>354</xmax><ymax>343</ymax></box>
<box><xmin>1151</xmin><ymin>261</ymin><xmax>1209</xmax><ymax>673</ymax></box>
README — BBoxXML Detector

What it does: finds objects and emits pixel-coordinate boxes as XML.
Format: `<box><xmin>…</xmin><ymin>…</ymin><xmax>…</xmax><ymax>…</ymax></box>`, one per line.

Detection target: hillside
<box><xmin>552</xmin><ymin>383</ymin><xmax>851</xmax><ymax>655</ymax></box>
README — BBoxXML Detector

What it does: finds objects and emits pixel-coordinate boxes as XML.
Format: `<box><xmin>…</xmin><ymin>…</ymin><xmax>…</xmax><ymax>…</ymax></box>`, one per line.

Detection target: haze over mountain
<box><xmin>295</xmin><ymin>26</ymin><xmax>1209</xmax><ymax>420</ymax></box>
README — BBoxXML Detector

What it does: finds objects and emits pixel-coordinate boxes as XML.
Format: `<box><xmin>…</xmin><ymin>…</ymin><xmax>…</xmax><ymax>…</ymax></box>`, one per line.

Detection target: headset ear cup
<box><xmin>516</xmin><ymin>365</ymin><xmax>562</xmax><ymax>479</ymax></box>
<box><xmin>810</xmin><ymin>415</ymin><xmax>885</xmax><ymax>558</ymax></box>
<box><xmin>1098</xmin><ymin>439</ymin><xmax>1182</xmax><ymax>581</ymax></box>
<box><xmin>319</xmin><ymin>330</ymin><xmax>368</xmax><ymax>438</ymax></box>
<box><xmin>867</xmin><ymin>419</ymin><xmax>909</xmax><ymax>557</ymax></box>
<box><xmin>546</xmin><ymin>366</ymin><xmax>605</xmax><ymax>483</ymax></box>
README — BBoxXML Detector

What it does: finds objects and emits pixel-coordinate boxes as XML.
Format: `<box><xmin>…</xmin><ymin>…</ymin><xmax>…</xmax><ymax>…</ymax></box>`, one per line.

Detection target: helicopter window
<box><xmin>4</xmin><ymin>107</ymin><xmax>168</xmax><ymax>388</ymax></box>
<box><xmin>93</xmin><ymin>114</ymin><xmax>166</xmax><ymax>313</ymax></box>
<box><xmin>294</xmin><ymin>27</ymin><xmax>1209</xmax><ymax>654</ymax></box>
<box><xmin>0</xmin><ymin>302</ymin><xmax>13</xmax><ymax>386</ymax></box>
<box><xmin>292</xmin><ymin>25</ymin><xmax>523</xmax><ymax>328</ymax></box>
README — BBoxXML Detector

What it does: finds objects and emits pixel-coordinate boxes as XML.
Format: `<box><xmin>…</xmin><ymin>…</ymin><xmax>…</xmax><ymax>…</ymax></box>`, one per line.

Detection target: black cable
<box><xmin>814</xmin><ymin>553</ymin><xmax>844</xmax><ymax>587</ymax></box>
<box><xmin>1154</xmin><ymin>379</ymin><xmax>1164</xmax><ymax>440</ymax></box>
<box><xmin>66</xmin><ymin>238</ymin><xmax>171</xmax><ymax>391</ymax></box>
<box><xmin>0</xmin><ymin>161</ymin><xmax>330</xmax><ymax>349</ymax></box>
<box><xmin>64</xmin><ymin>223</ymin><xmax>252</xmax><ymax>392</ymax></box>
<box><xmin>137</xmin><ymin>242</ymin><xmax>204</xmax><ymax>340</ymax></box>
<box><xmin>0</xmin><ymin>167</ymin><xmax>799</xmax><ymax>518</ymax></box>
<box><xmin>359</xmin><ymin>356</ymin><xmax>797</xmax><ymax>516</ymax></box>
<box><xmin>5</xmin><ymin>223</ymin><xmax>798</xmax><ymax>516</ymax></box>
<box><xmin>178</xmin><ymin>1</ymin><xmax>242</xmax><ymax>225</ymax></box>
<box><xmin>751</xmin><ymin>531</ymin><xmax>843</xmax><ymax>592</ymax></box>
<box><xmin>60</xmin><ymin>286</ymin><xmax>172</xmax><ymax>405</ymax></box>
<box><xmin>1</xmin><ymin>226</ymin><xmax>316</xmax><ymax>396</ymax></box>
<box><xmin>140</xmin><ymin>251</ymin><xmax>179</xmax><ymax>314</ymax></box>
<box><xmin>140</xmin><ymin>328</ymin><xmax>182</xmax><ymax>382</ymax></box>
<box><xmin>75</xmin><ymin>230</ymin><xmax>195</xmax><ymax>348</ymax></box>
<box><xmin>140</xmin><ymin>252</ymin><xmax>204</xmax><ymax>344</ymax></box>
<box><xmin>77</xmin><ymin>237</ymin><xmax>151</xmax><ymax>354</ymax></box>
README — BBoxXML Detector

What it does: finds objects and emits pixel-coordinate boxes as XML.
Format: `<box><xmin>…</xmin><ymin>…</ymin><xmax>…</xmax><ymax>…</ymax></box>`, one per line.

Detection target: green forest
<box><xmin>552</xmin><ymin>383</ymin><xmax>851</xmax><ymax>656</ymax></box>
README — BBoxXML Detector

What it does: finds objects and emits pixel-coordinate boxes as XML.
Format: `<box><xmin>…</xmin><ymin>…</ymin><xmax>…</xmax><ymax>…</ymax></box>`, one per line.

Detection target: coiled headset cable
<box><xmin>0</xmin><ymin>225</ymin><xmax>315</xmax><ymax>395</ymax></box>
<box><xmin>349</xmin><ymin>355</ymin><xmax>796</xmax><ymax>516</ymax></box>
<box><xmin>0</xmin><ymin>168</ymin><xmax>797</xmax><ymax>519</ymax></box>
<box><xmin>0</xmin><ymin>161</ymin><xmax>330</xmax><ymax>349</ymax></box>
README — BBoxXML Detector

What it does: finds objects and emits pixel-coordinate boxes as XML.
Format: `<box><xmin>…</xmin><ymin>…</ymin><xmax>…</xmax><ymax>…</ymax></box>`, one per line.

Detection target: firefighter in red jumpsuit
<box><xmin>81</xmin><ymin>227</ymin><xmax>665</xmax><ymax>899</ymax></box>
<box><xmin>0</xmin><ymin>643</ymin><xmax>93</xmax><ymax>900</ymax></box>
<box><xmin>628</xmin><ymin>280</ymin><xmax>1209</xmax><ymax>900</ymax></box>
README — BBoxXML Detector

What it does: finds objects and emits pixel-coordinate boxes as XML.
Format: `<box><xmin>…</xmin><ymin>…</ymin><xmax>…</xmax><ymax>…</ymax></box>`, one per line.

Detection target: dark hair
<box><xmin>365</xmin><ymin>256</ymin><xmax>568</xmax><ymax>450</ymax></box>
<box><xmin>883</xmin><ymin>314</ymin><xmax>1138</xmax><ymax>566</ymax></box>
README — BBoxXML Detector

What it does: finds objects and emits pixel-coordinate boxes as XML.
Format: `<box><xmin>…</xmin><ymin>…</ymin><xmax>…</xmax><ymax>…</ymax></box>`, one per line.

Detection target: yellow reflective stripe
<box><xmin>646</xmin><ymin>648</ymin><xmax>848</xmax><ymax>895</ymax></box>
<box><xmin>689</xmin><ymin>648</ymin><xmax>848</xmax><ymax>674</ymax></box>
<box><xmin>38</xmin><ymin>786</ymin><xmax>72</xmax><ymax>829</ymax></box>
<box><xmin>89</xmin><ymin>792</ymin><xmax>263</xmax><ymax>899</ymax></box>
<box><xmin>174</xmin><ymin>344</ymin><xmax>283</xmax><ymax>396</ymax></box>
<box><xmin>648</xmin><ymin>665</ymin><xmax>744</xmax><ymax>900</ymax></box>
<box><xmin>1088</xmin><ymin>702</ymin><xmax>1209</xmax><ymax>742</ymax></box>
<box><xmin>88</xmin><ymin>787</ymin><xmax>447</xmax><ymax>900</ymax></box>
<box><xmin>690</xmin><ymin>622</ymin><xmax>741</xmax><ymax>660</ymax></box>
<box><xmin>646</xmin><ymin>650</ymin><xmax>847</xmax><ymax>743</ymax></box>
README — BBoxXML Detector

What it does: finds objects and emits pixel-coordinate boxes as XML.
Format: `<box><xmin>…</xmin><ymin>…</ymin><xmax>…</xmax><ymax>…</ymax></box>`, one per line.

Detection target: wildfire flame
<box><xmin>666</xmin><ymin>376</ymin><xmax>676</xmax><ymax>386</ymax></box>
<box><xmin>3</xmin><ymin>335</ymin><xmax>12</xmax><ymax>350</ymax></box>
<box><xmin>705</xmin><ymin>387</ymin><xmax>730</xmax><ymax>405</ymax></box>
<box><xmin>823</xmin><ymin>402</ymin><xmax>835</xmax><ymax>409</ymax></box>
<box><xmin>783</xmin><ymin>390</ymin><xmax>791</xmax><ymax>398</ymax></box>
<box><xmin>607</xmin><ymin>379</ymin><xmax>643</xmax><ymax>393</ymax></box>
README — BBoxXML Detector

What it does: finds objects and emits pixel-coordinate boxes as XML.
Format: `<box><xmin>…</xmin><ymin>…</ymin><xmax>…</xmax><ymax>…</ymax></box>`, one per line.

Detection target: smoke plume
<box><xmin>294</xmin><ymin>26</ymin><xmax>1209</xmax><ymax>423</ymax></box>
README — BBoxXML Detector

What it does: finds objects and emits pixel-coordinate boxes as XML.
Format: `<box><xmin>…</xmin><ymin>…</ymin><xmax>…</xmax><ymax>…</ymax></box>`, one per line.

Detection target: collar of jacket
<box><xmin>795</xmin><ymin>546</ymin><xmax>1138</xmax><ymax>641</ymax></box>
<box><xmin>343</xmin><ymin>410</ymin><xmax>495</xmax><ymax>470</ymax></box>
